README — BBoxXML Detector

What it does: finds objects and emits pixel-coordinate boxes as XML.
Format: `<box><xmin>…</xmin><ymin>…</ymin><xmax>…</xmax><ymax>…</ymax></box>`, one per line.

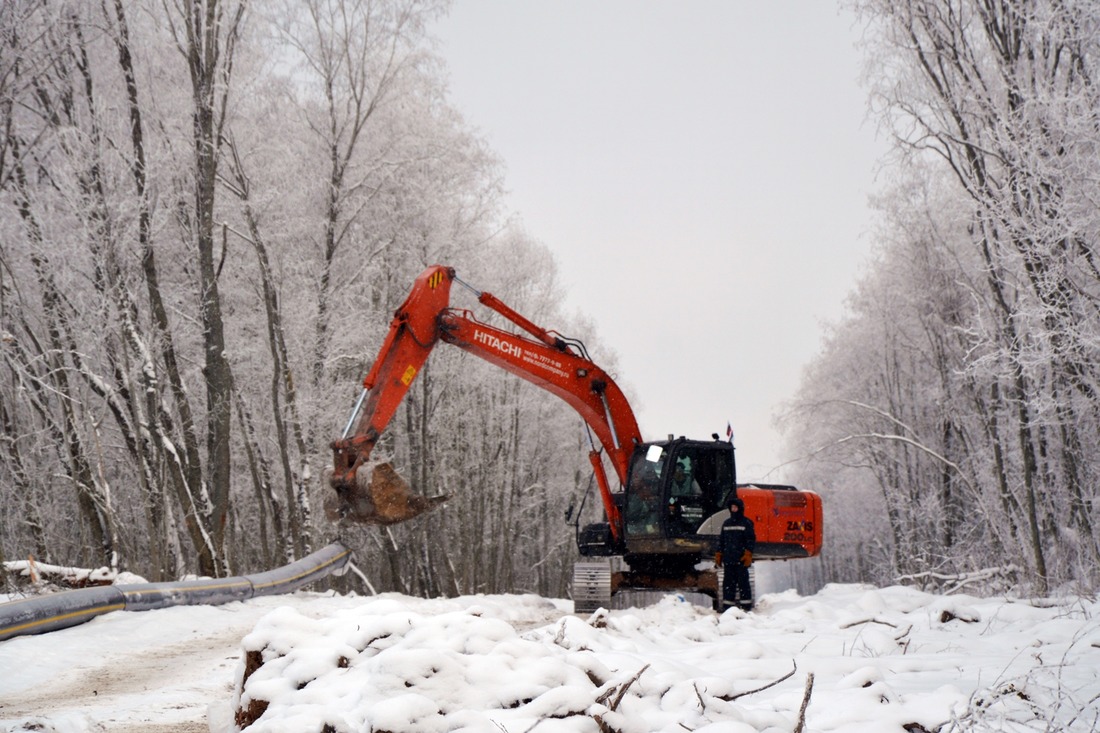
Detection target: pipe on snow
<box><xmin>0</xmin><ymin>542</ymin><xmax>352</xmax><ymax>642</ymax></box>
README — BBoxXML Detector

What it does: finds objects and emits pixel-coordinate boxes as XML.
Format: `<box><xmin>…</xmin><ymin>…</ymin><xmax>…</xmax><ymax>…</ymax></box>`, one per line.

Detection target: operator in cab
<box><xmin>669</xmin><ymin>461</ymin><xmax>701</xmax><ymax>497</ymax></box>
<box><xmin>715</xmin><ymin>496</ymin><xmax>755</xmax><ymax>612</ymax></box>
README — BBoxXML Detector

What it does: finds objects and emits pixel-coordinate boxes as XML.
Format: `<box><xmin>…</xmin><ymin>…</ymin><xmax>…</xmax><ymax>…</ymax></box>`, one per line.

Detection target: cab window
<box><xmin>625</xmin><ymin>447</ymin><xmax>664</xmax><ymax>536</ymax></box>
<box><xmin>666</xmin><ymin>446</ymin><xmax>733</xmax><ymax>537</ymax></box>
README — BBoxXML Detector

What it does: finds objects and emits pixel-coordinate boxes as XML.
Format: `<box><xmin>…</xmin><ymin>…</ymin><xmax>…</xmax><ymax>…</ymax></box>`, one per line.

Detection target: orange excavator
<box><xmin>327</xmin><ymin>265</ymin><xmax>822</xmax><ymax>612</ymax></box>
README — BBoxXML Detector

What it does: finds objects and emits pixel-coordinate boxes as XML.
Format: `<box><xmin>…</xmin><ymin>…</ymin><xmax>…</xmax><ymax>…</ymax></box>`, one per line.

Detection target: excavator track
<box><xmin>571</xmin><ymin>562</ymin><xmax>748</xmax><ymax>613</ymax></box>
<box><xmin>571</xmin><ymin>559</ymin><xmax>612</xmax><ymax>615</ymax></box>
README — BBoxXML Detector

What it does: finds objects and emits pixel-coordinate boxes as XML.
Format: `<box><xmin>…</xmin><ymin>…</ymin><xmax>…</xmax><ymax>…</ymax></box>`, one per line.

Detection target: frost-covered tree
<box><xmin>787</xmin><ymin>0</ymin><xmax>1100</xmax><ymax>594</ymax></box>
<box><xmin>0</xmin><ymin>0</ymin><xmax>605</xmax><ymax>599</ymax></box>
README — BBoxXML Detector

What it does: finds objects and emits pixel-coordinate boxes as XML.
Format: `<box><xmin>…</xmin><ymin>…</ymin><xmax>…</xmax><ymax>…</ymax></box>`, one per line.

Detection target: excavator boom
<box><xmin>327</xmin><ymin>265</ymin><xmax>637</xmax><ymax>536</ymax></box>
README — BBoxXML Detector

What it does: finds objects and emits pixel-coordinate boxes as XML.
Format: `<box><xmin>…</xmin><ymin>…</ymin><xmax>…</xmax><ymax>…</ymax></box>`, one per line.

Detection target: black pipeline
<box><xmin>0</xmin><ymin>542</ymin><xmax>351</xmax><ymax>642</ymax></box>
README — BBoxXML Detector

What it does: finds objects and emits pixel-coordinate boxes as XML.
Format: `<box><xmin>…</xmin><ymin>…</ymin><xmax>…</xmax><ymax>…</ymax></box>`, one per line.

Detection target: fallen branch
<box><xmin>345</xmin><ymin>561</ymin><xmax>376</xmax><ymax>594</ymax></box>
<box><xmin>793</xmin><ymin>672</ymin><xmax>814</xmax><ymax>733</ymax></box>
<box><xmin>720</xmin><ymin>661</ymin><xmax>798</xmax><ymax>702</ymax></box>
<box><xmin>2</xmin><ymin>556</ymin><xmax>118</xmax><ymax>591</ymax></box>
<box><xmin>693</xmin><ymin>681</ymin><xmax>707</xmax><ymax>712</ymax></box>
<box><xmin>596</xmin><ymin>664</ymin><xmax>650</xmax><ymax>710</ymax></box>
<box><xmin>590</xmin><ymin>664</ymin><xmax>650</xmax><ymax>733</ymax></box>
<box><xmin>839</xmin><ymin>617</ymin><xmax>898</xmax><ymax>630</ymax></box>
<box><xmin>896</xmin><ymin>565</ymin><xmax>1020</xmax><ymax>594</ymax></box>
<box><xmin>610</xmin><ymin>664</ymin><xmax>649</xmax><ymax>710</ymax></box>
<box><xmin>592</xmin><ymin>713</ymin><xmax>614</xmax><ymax>733</ymax></box>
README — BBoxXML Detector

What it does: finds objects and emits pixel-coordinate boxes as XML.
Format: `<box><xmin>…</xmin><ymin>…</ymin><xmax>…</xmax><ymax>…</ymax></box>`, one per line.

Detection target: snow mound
<box><xmin>231</xmin><ymin>594</ymin><xmax>747</xmax><ymax>732</ymax></box>
<box><xmin>226</xmin><ymin>587</ymin><xmax>1100</xmax><ymax>733</ymax></box>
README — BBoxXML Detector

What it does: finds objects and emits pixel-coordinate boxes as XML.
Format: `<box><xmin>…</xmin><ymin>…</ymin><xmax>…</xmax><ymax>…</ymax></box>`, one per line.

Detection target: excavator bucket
<box><xmin>325</xmin><ymin>462</ymin><xmax>448</xmax><ymax>526</ymax></box>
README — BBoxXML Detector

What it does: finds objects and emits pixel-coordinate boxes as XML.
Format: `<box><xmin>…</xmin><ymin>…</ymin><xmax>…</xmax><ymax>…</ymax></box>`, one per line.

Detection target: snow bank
<box><xmin>225</xmin><ymin>586</ymin><xmax>1100</xmax><ymax>733</ymax></box>
<box><xmin>2</xmin><ymin>583</ymin><xmax>1097</xmax><ymax>732</ymax></box>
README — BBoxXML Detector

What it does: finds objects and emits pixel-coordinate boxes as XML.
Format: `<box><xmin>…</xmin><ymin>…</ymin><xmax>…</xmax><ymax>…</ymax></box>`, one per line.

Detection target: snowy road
<box><xmin>2</xmin><ymin>585</ymin><xmax>1099</xmax><ymax>732</ymax></box>
<box><xmin>0</xmin><ymin>594</ymin><xmax>385</xmax><ymax>732</ymax></box>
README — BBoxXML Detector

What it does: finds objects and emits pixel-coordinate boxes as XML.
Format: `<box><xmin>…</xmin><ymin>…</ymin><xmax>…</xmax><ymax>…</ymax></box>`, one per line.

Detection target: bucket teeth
<box><xmin>324</xmin><ymin>462</ymin><xmax>447</xmax><ymax>525</ymax></box>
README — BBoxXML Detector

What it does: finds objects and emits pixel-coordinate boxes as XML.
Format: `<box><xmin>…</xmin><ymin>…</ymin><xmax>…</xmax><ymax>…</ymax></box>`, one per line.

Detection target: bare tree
<box><xmin>0</xmin><ymin>0</ymin><xmax>597</xmax><ymax>600</ymax></box>
<box><xmin>158</xmin><ymin>0</ymin><xmax>248</xmax><ymax>576</ymax></box>
<box><xmin>786</xmin><ymin>0</ymin><xmax>1100</xmax><ymax>593</ymax></box>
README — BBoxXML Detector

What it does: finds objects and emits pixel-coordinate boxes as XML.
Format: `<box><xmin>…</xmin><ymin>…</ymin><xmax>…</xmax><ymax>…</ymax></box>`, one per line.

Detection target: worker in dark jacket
<box><xmin>715</xmin><ymin>496</ymin><xmax>756</xmax><ymax>611</ymax></box>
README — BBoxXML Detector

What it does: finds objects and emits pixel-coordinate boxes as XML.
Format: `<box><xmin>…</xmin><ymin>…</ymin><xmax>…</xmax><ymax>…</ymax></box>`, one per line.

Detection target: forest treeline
<box><xmin>784</xmin><ymin>0</ymin><xmax>1100</xmax><ymax>596</ymax></box>
<box><xmin>0</xmin><ymin>0</ymin><xmax>606</xmax><ymax>598</ymax></box>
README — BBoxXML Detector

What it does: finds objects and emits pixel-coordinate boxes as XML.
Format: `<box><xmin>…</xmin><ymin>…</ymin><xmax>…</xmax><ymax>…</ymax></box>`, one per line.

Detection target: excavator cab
<box><xmin>621</xmin><ymin>438</ymin><xmax>734</xmax><ymax>560</ymax></box>
<box><xmin>573</xmin><ymin>437</ymin><xmax>737</xmax><ymax>612</ymax></box>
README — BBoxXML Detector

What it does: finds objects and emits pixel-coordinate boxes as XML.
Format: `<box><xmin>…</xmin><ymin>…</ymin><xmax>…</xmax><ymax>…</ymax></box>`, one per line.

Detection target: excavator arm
<box><xmin>326</xmin><ymin>266</ymin><xmax>453</xmax><ymax>525</ymax></box>
<box><xmin>328</xmin><ymin>265</ymin><xmax>639</xmax><ymax>539</ymax></box>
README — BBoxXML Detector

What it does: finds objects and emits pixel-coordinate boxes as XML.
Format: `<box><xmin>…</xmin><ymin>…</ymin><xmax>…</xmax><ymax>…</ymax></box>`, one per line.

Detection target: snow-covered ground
<box><xmin>1</xmin><ymin>584</ymin><xmax>1098</xmax><ymax>732</ymax></box>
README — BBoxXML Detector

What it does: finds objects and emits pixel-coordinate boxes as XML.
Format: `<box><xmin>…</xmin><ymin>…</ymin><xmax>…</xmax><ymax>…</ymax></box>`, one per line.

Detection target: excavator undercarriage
<box><xmin>572</xmin><ymin>558</ymin><xmax>732</xmax><ymax>614</ymax></box>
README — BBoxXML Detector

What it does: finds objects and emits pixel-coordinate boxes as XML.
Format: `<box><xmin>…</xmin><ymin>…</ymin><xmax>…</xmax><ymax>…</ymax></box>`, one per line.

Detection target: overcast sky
<box><xmin>431</xmin><ymin>2</ymin><xmax>884</xmax><ymax>481</ymax></box>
